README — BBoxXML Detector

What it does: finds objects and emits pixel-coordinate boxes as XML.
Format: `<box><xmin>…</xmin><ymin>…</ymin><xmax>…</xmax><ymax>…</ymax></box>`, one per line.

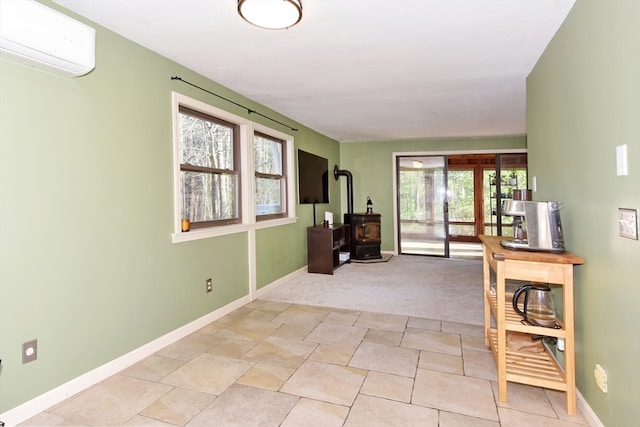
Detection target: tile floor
<box><xmin>22</xmin><ymin>300</ymin><xmax>590</xmax><ymax>426</ymax></box>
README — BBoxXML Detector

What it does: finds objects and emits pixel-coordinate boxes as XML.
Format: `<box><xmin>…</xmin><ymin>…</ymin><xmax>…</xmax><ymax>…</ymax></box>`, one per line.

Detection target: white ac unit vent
<box><xmin>0</xmin><ymin>0</ymin><xmax>95</xmax><ymax>77</ymax></box>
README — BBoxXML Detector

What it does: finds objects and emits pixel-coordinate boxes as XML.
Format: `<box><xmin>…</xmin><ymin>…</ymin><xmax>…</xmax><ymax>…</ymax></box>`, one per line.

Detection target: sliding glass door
<box><xmin>396</xmin><ymin>156</ymin><xmax>449</xmax><ymax>257</ymax></box>
<box><xmin>396</xmin><ymin>153</ymin><xmax>527</xmax><ymax>258</ymax></box>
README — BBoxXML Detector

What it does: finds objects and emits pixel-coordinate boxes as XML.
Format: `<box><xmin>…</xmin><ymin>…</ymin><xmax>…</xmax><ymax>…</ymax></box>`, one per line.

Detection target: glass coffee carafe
<box><xmin>512</xmin><ymin>284</ymin><xmax>558</xmax><ymax>328</ymax></box>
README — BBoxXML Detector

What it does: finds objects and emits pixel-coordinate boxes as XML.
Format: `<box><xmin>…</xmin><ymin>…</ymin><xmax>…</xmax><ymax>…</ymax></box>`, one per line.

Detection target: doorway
<box><xmin>396</xmin><ymin>156</ymin><xmax>449</xmax><ymax>257</ymax></box>
<box><xmin>395</xmin><ymin>153</ymin><xmax>527</xmax><ymax>258</ymax></box>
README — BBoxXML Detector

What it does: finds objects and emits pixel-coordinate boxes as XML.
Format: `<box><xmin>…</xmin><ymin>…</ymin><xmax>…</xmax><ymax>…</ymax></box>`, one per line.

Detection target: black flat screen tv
<box><xmin>297</xmin><ymin>149</ymin><xmax>329</xmax><ymax>204</ymax></box>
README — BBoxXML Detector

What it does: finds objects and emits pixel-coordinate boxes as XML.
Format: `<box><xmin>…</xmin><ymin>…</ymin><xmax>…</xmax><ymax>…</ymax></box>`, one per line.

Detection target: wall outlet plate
<box><xmin>618</xmin><ymin>208</ymin><xmax>638</xmax><ymax>240</ymax></box>
<box><xmin>594</xmin><ymin>364</ymin><xmax>608</xmax><ymax>393</ymax></box>
<box><xmin>22</xmin><ymin>339</ymin><xmax>38</xmax><ymax>364</ymax></box>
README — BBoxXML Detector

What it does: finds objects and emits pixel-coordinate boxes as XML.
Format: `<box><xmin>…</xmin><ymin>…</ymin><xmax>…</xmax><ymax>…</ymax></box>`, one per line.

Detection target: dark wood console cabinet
<box><xmin>307</xmin><ymin>224</ymin><xmax>351</xmax><ymax>274</ymax></box>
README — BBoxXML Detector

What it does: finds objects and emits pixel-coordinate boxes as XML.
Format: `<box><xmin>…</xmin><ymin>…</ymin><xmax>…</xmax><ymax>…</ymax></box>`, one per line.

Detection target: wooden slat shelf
<box><xmin>487</xmin><ymin>330</ymin><xmax>566</xmax><ymax>391</ymax></box>
<box><xmin>485</xmin><ymin>289</ymin><xmax>566</xmax><ymax>337</ymax></box>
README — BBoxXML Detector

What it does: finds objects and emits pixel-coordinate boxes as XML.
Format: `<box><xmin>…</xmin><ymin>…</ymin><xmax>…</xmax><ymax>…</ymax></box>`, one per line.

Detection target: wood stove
<box><xmin>334</xmin><ymin>165</ymin><xmax>382</xmax><ymax>260</ymax></box>
<box><xmin>347</xmin><ymin>213</ymin><xmax>382</xmax><ymax>260</ymax></box>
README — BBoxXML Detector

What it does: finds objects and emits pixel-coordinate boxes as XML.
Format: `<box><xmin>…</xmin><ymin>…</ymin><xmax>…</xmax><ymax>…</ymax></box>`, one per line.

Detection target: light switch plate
<box><xmin>618</xmin><ymin>208</ymin><xmax>638</xmax><ymax>240</ymax></box>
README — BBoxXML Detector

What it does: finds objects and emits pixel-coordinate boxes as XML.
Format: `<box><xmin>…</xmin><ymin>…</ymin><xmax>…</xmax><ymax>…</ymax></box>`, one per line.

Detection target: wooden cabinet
<box><xmin>479</xmin><ymin>235</ymin><xmax>584</xmax><ymax>416</ymax></box>
<box><xmin>307</xmin><ymin>224</ymin><xmax>351</xmax><ymax>274</ymax></box>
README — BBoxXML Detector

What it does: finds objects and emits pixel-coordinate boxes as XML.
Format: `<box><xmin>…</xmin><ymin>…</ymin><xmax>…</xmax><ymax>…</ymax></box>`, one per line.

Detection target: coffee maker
<box><xmin>500</xmin><ymin>200</ymin><xmax>566</xmax><ymax>253</ymax></box>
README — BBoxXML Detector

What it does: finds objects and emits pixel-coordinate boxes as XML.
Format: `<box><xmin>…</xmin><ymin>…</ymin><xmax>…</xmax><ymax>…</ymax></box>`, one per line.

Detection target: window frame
<box><xmin>253</xmin><ymin>131</ymin><xmax>287</xmax><ymax>221</ymax></box>
<box><xmin>171</xmin><ymin>92</ymin><xmax>296</xmax><ymax>243</ymax></box>
<box><xmin>178</xmin><ymin>105</ymin><xmax>242</xmax><ymax>228</ymax></box>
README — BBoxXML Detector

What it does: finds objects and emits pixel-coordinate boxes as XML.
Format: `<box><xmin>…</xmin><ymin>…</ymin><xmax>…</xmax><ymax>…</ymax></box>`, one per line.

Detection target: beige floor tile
<box><xmin>443</xmin><ymin>321</ymin><xmax>484</xmax><ymax>337</ymax></box>
<box><xmin>121</xmin><ymin>355</ymin><xmax>186</xmax><ymax>382</ymax></box>
<box><xmin>309</xmin><ymin>343</ymin><xmax>356</xmax><ymax>365</ymax></box>
<box><xmin>216</xmin><ymin>307</ymin><xmax>253</xmax><ymax>323</ymax></box>
<box><xmin>354</xmin><ymin>311</ymin><xmax>408</xmax><ymax>332</ymax></box>
<box><xmin>160</xmin><ymin>354</ymin><xmax>253</xmax><ymax>395</ymax></box>
<box><xmin>304</xmin><ymin>322</ymin><xmax>368</xmax><ymax>349</ymax></box>
<box><xmin>491</xmin><ymin>382</ymin><xmax>556</xmax><ymax>418</ymax></box>
<box><xmin>27</xmin><ymin>302</ymin><xmax>586</xmax><ymax>427</ymax></box>
<box><xmin>463</xmin><ymin>349</ymin><xmax>498</xmax><ymax>381</ymax></box>
<box><xmin>280</xmin><ymin>398</ymin><xmax>349</xmax><ymax>427</ymax></box>
<box><xmin>344</xmin><ymin>394</ymin><xmax>438</xmax><ymax>427</ymax></box>
<box><xmin>241</xmin><ymin>335</ymin><xmax>318</xmax><ymax>369</ymax></box>
<box><xmin>140</xmin><ymin>387</ymin><xmax>215</xmax><ymax>425</ymax></box>
<box><xmin>244</xmin><ymin>300</ymin><xmax>291</xmax><ymax>312</ymax></box>
<box><xmin>439</xmin><ymin>411</ymin><xmax>500</xmax><ymax>427</ymax></box>
<box><xmin>214</xmin><ymin>318</ymin><xmax>282</xmax><ymax>342</ymax></box>
<box><xmin>545</xmin><ymin>389</ymin><xmax>589</xmax><ymax>424</ymax></box>
<box><xmin>155</xmin><ymin>333</ymin><xmax>221</xmax><ymax>361</ymax></box>
<box><xmin>418</xmin><ymin>350</ymin><xmax>464</xmax><ymax>375</ymax></box>
<box><xmin>49</xmin><ymin>375</ymin><xmax>172</xmax><ymax>425</ymax></box>
<box><xmin>407</xmin><ymin>316</ymin><xmax>442</xmax><ymax>331</ymax></box>
<box><xmin>324</xmin><ymin>310</ymin><xmax>361</xmax><ymax>325</ymax></box>
<box><xmin>236</xmin><ymin>362</ymin><xmax>296</xmax><ymax>391</ymax></box>
<box><xmin>195</xmin><ymin>320</ymin><xmax>227</xmax><ymax>335</ymax></box>
<box><xmin>401</xmin><ymin>327</ymin><xmax>462</xmax><ymax>355</ymax></box>
<box><xmin>242</xmin><ymin>308</ymin><xmax>281</xmax><ymax>321</ymax></box>
<box><xmin>360</xmin><ymin>371</ymin><xmax>414</xmax><ymax>403</ymax></box>
<box><xmin>270</xmin><ymin>322</ymin><xmax>314</xmax><ymax>340</ymax></box>
<box><xmin>498</xmin><ymin>407</ymin><xmax>590</xmax><ymax>427</ymax></box>
<box><xmin>19</xmin><ymin>411</ymin><xmax>65</xmax><ymax>426</ymax></box>
<box><xmin>349</xmin><ymin>341</ymin><xmax>419</xmax><ymax>377</ymax></box>
<box><xmin>187</xmin><ymin>384</ymin><xmax>298</xmax><ymax>427</ymax></box>
<box><xmin>412</xmin><ymin>369</ymin><xmax>498</xmax><ymax>421</ymax></box>
<box><xmin>281</xmin><ymin>360</ymin><xmax>367</xmax><ymax>406</ymax></box>
<box><xmin>363</xmin><ymin>328</ymin><xmax>403</xmax><ymax>346</ymax></box>
<box><xmin>204</xmin><ymin>336</ymin><xmax>258</xmax><ymax>359</ymax></box>
<box><xmin>462</xmin><ymin>334</ymin><xmax>491</xmax><ymax>353</ymax></box>
<box><xmin>124</xmin><ymin>415</ymin><xmax>178</xmax><ymax>426</ymax></box>
<box><xmin>271</xmin><ymin>304</ymin><xmax>330</xmax><ymax>328</ymax></box>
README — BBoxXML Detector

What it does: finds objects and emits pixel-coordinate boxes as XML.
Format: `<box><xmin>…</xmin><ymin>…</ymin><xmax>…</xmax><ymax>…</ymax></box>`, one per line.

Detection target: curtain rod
<box><xmin>171</xmin><ymin>76</ymin><xmax>298</xmax><ymax>132</ymax></box>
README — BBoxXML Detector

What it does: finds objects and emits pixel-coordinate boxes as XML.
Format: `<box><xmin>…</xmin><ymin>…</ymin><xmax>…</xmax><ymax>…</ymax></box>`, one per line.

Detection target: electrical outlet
<box><xmin>206</xmin><ymin>278</ymin><xmax>213</xmax><ymax>293</ymax></box>
<box><xmin>594</xmin><ymin>364</ymin><xmax>608</xmax><ymax>393</ymax></box>
<box><xmin>22</xmin><ymin>339</ymin><xmax>38</xmax><ymax>364</ymax></box>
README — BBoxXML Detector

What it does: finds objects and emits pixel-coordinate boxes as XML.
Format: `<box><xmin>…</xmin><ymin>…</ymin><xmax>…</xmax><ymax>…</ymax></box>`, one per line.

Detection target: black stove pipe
<box><xmin>333</xmin><ymin>165</ymin><xmax>354</xmax><ymax>215</ymax></box>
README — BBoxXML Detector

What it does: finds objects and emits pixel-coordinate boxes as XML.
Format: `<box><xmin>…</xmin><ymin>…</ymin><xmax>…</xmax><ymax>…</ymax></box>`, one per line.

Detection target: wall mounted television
<box><xmin>297</xmin><ymin>149</ymin><xmax>329</xmax><ymax>204</ymax></box>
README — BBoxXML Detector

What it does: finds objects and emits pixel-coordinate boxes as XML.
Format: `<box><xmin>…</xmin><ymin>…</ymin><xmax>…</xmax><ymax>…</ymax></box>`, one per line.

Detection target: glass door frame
<box><xmin>395</xmin><ymin>154</ymin><xmax>450</xmax><ymax>257</ymax></box>
<box><xmin>391</xmin><ymin>149</ymin><xmax>527</xmax><ymax>256</ymax></box>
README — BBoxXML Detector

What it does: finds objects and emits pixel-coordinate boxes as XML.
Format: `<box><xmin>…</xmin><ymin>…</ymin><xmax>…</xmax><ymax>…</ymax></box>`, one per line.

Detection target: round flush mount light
<box><xmin>237</xmin><ymin>0</ymin><xmax>303</xmax><ymax>30</ymax></box>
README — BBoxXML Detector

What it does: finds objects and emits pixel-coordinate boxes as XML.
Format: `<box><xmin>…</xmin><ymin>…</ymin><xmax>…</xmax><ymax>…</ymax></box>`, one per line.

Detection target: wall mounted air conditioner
<box><xmin>0</xmin><ymin>0</ymin><xmax>95</xmax><ymax>77</ymax></box>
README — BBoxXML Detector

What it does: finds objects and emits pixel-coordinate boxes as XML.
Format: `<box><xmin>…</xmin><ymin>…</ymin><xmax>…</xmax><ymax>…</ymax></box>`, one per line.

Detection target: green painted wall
<box><xmin>339</xmin><ymin>136</ymin><xmax>527</xmax><ymax>251</ymax></box>
<box><xmin>527</xmin><ymin>1</ymin><xmax>640</xmax><ymax>425</ymax></box>
<box><xmin>0</xmin><ymin>1</ymin><xmax>339</xmax><ymax>413</ymax></box>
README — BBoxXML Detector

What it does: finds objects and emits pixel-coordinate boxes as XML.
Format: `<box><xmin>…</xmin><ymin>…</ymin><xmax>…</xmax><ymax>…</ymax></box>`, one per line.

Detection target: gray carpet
<box><xmin>260</xmin><ymin>255</ymin><xmax>484</xmax><ymax>326</ymax></box>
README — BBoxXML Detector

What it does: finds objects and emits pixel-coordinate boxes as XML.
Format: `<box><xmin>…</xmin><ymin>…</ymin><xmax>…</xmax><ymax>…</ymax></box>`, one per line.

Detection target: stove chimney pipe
<box><xmin>333</xmin><ymin>165</ymin><xmax>354</xmax><ymax>215</ymax></box>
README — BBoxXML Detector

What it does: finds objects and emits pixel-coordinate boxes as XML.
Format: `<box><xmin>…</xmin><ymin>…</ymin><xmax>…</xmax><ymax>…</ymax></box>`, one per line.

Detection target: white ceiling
<box><xmin>54</xmin><ymin>0</ymin><xmax>575</xmax><ymax>143</ymax></box>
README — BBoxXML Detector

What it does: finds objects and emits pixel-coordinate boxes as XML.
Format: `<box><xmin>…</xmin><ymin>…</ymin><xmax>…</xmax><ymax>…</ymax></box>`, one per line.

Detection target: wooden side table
<box><xmin>479</xmin><ymin>235</ymin><xmax>584</xmax><ymax>416</ymax></box>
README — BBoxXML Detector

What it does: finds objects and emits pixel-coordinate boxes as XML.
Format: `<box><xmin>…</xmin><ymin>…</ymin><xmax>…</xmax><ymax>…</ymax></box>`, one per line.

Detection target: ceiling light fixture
<box><xmin>237</xmin><ymin>0</ymin><xmax>302</xmax><ymax>30</ymax></box>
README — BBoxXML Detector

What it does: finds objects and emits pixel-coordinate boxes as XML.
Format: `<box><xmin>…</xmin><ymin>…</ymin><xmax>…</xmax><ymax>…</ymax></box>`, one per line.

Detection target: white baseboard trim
<box><xmin>0</xmin><ymin>296</ymin><xmax>251</xmax><ymax>427</ymax></box>
<box><xmin>577</xmin><ymin>388</ymin><xmax>604</xmax><ymax>427</ymax></box>
<box><xmin>254</xmin><ymin>266</ymin><xmax>306</xmax><ymax>298</ymax></box>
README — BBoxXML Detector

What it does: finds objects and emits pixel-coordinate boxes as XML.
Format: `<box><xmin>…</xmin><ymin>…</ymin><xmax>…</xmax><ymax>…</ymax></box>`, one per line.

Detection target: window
<box><xmin>179</xmin><ymin>106</ymin><xmax>241</xmax><ymax>228</ymax></box>
<box><xmin>254</xmin><ymin>132</ymin><xmax>287</xmax><ymax>219</ymax></box>
<box><xmin>172</xmin><ymin>92</ymin><xmax>296</xmax><ymax>242</ymax></box>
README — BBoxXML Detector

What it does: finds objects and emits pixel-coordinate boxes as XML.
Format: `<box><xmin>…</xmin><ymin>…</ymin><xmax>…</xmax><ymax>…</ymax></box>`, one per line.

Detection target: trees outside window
<box><xmin>172</xmin><ymin>92</ymin><xmax>296</xmax><ymax>240</ymax></box>
<box><xmin>254</xmin><ymin>132</ymin><xmax>286</xmax><ymax>219</ymax></box>
<box><xmin>179</xmin><ymin>106</ymin><xmax>240</xmax><ymax>228</ymax></box>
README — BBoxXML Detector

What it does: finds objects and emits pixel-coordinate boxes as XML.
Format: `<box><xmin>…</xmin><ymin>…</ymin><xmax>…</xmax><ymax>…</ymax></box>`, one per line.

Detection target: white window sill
<box><xmin>171</xmin><ymin>217</ymin><xmax>297</xmax><ymax>243</ymax></box>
